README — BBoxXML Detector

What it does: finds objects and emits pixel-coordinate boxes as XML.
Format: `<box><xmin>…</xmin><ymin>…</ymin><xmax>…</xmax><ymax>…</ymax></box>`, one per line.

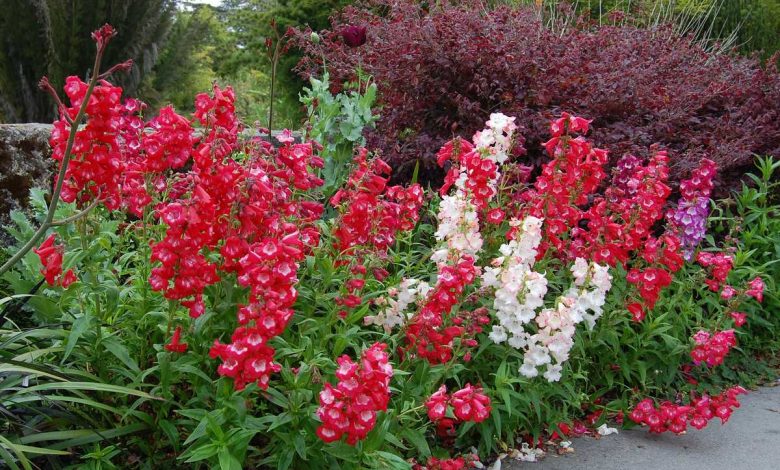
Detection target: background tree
<box><xmin>0</xmin><ymin>0</ymin><xmax>176</xmax><ymax>123</ymax></box>
<box><xmin>215</xmin><ymin>0</ymin><xmax>354</xmax><ymax>128</ymax></box>
<box><xmin>139</xmin><ymin>2</ymin><xmax>231</xmax><ymax>114</ymax></box>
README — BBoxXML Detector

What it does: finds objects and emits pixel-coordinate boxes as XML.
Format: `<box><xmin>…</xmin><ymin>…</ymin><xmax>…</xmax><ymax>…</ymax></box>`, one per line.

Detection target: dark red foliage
<box><xmin>295</xmin><ymin>1</ymin><xmax>780</xmax><ymax>191</ymax></box>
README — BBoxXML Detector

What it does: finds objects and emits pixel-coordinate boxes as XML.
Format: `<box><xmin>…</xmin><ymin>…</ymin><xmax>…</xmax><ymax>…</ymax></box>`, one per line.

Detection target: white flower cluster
<box><xmin>475</xmin><ymin>113</ymin><xmax>518</xmax><ymax>163</ymax></box>
<box><xmin>432</xmin><ymin>113</ymin><xmax>517</xmax><ymax>264</ymax></box>
<box><xmin>432</xmin><ymin>178</ymin><xmax>483</xmax><ymax>264</ymax></box>
<box><xmin>483</xmin><ymin>217</ymin><xmax>612</xmax><ymax>382</ymax></box>
<box><xmin>566</xmin><ymin>257</ymin><xmax>612</xmax><ymax>330</ymax></box>
<box><xmin>366</xmin><ymin>278</ymin><xmax>431</xmax><ymax>332</ymax></box>
<box><xmin>370</xmin><ymin>114</ymin><xmax>517</xmax><ymax>330</ymax></box>
<box><xmin>482</xmin><ymin>216</ymin><xmax>547</xmax><ymax>346</ymax></box>
<box><xmin>520</xmin><ymin>259</ymin><xmax>612</xmax><ymax>381</ymax></box>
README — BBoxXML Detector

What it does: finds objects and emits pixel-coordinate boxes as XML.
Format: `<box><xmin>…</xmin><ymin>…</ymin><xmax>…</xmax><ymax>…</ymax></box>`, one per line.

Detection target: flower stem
<box><xmin>0</xmin><ymin>49</ymin><xmax>105</xmax><ymax>277</ymax></box>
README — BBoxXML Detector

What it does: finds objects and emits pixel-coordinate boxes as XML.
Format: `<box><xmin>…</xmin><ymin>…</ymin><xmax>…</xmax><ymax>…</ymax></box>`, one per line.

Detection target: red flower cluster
<box><xmin>331</xmin><ymin>148</ymin><xmax>423</xmax><ymax>257</ymax></box>
<box><xmin>50</xmin><ymin>76</ymin><xmax>126</xmax><ymax>210</ymax></box>
<box><xmin>206</xmin><ymin>145</ymin><xmax>324</xmax><ymax>389</ymax></box>
<box><xmin>460</xmin><ymin>147</ymin><xmax>498</xmax><ymax>211</ymax></box>
<box><xmin>193</xmin><ymin>84</ymin><xmax>241</xmax><ymax>165</ymax></box>
<box><xmin>164</xmin><ymin>326</ymin><xmax>188</xmax><ymax>353</ymax></box>
<box><xmin>574</xmin><ymin>152</ymin><xmax>672</xmax><ymax>265</ymax></box>
<box><xmin>514</xmin><ymin>115</ymin><xmax>687</xmax><ymax>321</ymax></box>
<box><xmin>679</xmin><ymin>158</ymin><xmax>717</xmax><ymax>200</ymax></box>
<box><xmin>118</xmin><ymin>98</ymin><xmax>153</xmax><ymax>217</ymax></box>
<box><xmin>520</xmin><ymin>120</ymin><xmax>608</xmax><ymax>258</ymax></box>
<box><xmin>450</xmin><ymin>384</ymin><xmax>492</xmax><ymax>422</ymax></box>
<box><xmin>404</xmin><ymin>256</ymin><xmax>479</xmax><ymax>363</ymax></box>
<box><xmin>624</xmin><ymin>234</ymin><xmax>684</xmax><ymax>320</ymax></box>
<box><xmin>425</xmin><ymin>384</ymin><xmax>491</xmax><ymax>424</ymax></box>
<box><xmin>33</xmin><ymin>234</ymin><xmax>77</xmax><ymax>287</ymax></box>
<box><xmin>143</xmin><ymin>84</ymin><xmax>325</xmax><ymax>390</ymax></box>
<box><xmin>436</xmin><ymin>137</ymin><xmax>474</xmax><ymax>196</ymax></box>
<box><xmin>150</xmin><ymin>195</ymin><xmax>221</xmax><ymax>314</ymax></box>
<box><xmin>142</xmin><ymin>106</ymin><xmax>195</xmax><ymax>172</ymax></box>
<box><xmin>413</xmin><ymin>456</ymin><xmax>477</xmax><ymax>470</ymax></box>
<box><xmin>330</xmin><ymin>148</ymin><xmax>423</xmax><ymax>315</ymax></box>
<box><xmin>745</xmin><ymin>276</ymin><xmax>764</xmax><ymax>303</ymax></box>
<box><xmin>730</xmin><ymin>311</ymin><xmax>747</xmax><ymax>327</ymax></box>
<box><xmin>690</xmin><ymin>329</ymin><xmax>736</xmax><ymax>367</ymax></box>
<box><xmin>696</xmin><ymin>252</ymin><xmax>734</xmax><ymax>292</ymax></box>
<box><xmin>316</xmin><ymin>343</ymin><xmax>393</xmax><ymax>445</ymax></box>
<box><xmin>629</xmin><ymin>386</ymin><xmax>747</xmax><ymax>433</ymax></box>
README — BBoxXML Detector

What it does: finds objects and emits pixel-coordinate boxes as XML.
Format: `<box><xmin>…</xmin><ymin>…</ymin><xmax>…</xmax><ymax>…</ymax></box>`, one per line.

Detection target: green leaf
<box><xmin>400</xmin><ymin>428</ymin><xmax>430</xmax><ymax>458</ymax></box>
<box><xmin>183</xmin><ymin>443</ymin><xmax>219</xmax><ymax>463</ymax></box>
<box><xmin>158</xmin><ymin>419</ymin><xmax>180</xmax><ymax>452</ymax></box>
<box><xmin>373</xmin><ymin>451</ymin><xmax>411</xmax><ymax>469</ymax></box>
<box><xmin>277</xmin><ymin>448</ymin><xmax>295</xmax><ymax>470</ymax></box>
<box><xmin>102</xmin><ymin>337</ymin><xmax>140</xmax><ymax>373</ymax></box>
<box><xmin>48</xmin><ymin>423</ymin><xmax>148</xmax><ymax>450</ymax></box>
<box><xmin>0</xmin><ymin>443</ymin><xmax>69</xmax><ymax>456</ymax></box>
<box><xmin>219</xmin><ymin>447</ymin><xmax>242</xmax><ymax>470</ymax></box>
<box><xmin>62</xmin><ymin>313</ymin><xmax>91</xmax><ymax>362</ymax></box>
<box><xmin>21</xmin><ymin>381</ymin><xmax>157</xmax><ymax>400</ymax></box>
<box><xmin>267</xmin><ymin>412</ymin><xmax>293</xmax><ymax>432</ymax></box>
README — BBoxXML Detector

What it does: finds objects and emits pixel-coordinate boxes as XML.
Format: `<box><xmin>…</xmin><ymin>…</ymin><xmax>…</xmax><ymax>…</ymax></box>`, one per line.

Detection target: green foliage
<box><xmin>214</xmin><ymin>0</ymin><xmax>355</xmax><ymax>128</ymax></box>
<box><xmin>561</xmin><ymin>0</ymin><xmax>780</xmax><ymax>57</ymax></box>
<box><xmin>301</xmin><ymin>72</ymin><xmax>378</xmax><ymax>194</ymax></box>
<box><xmin>711</xmin><ymin>157</ymin><xmax>780</xmax><ymax>365</ymax></box>
<box><xmin>139</xmin><ymin>4</ymin><xmax>224</xmax><ymax>114</ymax></box>
<box><xmin>0</xmin><ymin>0</ymin><xmax>176</xmax><ymax>123</ymax></box>
<box><xmin>1</xmin><ymin>138</ymin><xmax>778</xmax><ymax>467</ymax></box>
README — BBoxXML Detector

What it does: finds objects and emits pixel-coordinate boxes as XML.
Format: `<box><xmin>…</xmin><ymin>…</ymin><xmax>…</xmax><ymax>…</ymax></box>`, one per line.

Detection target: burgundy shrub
<box><xmin>295</xmin><ymin>0</ymin><xmax>780</xmax><ymax>191</ymax></box>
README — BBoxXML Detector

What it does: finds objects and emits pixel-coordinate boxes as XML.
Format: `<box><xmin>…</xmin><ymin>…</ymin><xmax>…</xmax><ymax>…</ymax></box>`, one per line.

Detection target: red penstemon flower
<box><xmin>690</xmin><ymin>329</ymin><xmax>736</xmax><ymax>367</ymax></box>
<box><xmin>696</xmin><ymin>252</ymin><xmax>734</xmax><ymax>292</ymax></box>
<box><xmin>629</xmin><ymin>386</ymin><xmax>746</xmax><ymax>434</ymax></box>
<box><xmin>33</xmin><ymin>234</ymin><xmax>77</xmax><ymax>288</ymax></box>
<box><xmin>412</xmin><ymin>456</ymin><xmax>479</xmax><ymax>470</ymax></box>
<box><xmin>164</xmin><ymin>326</ymin><xmax>188</xmax><ymax>353</ymax></box>
<box><xmin>330</xmin><ymin>148</ymin><xmax>423</xmax><ymax>316</ymax></box>
<box><xmin>404</xmin><ymin>256</ymin><xmax>479</xmax><ymax>363</ymax></box>
<box><xmin>50</xmin><ymin>76</ymin><xmax>127</xmax><ymax>210</ymax></box>
<box><xmin>450</xmin><ymin>384</ymin><xmax>491</xmax><ymax>423</ymax></box>
<box><xmin>730</xmin><ymin>311</ymin><xmax>747</xmax><ymax>327</ymax></box>
<box><xmin>144</xmin><ymin>85</ymin><xmax>326</xmax><ymax>391</ymax></box>
<box><xmin>745</xmin><ymin>276</ymin><xmax>764</xmax><ymax>303</ymax></box>
<box><xmin>316</xmin><ymin>343</ymin><xmax>393</xmax><ymax>445</ymax></box>
<box><xmin>424</xmin><ymin>383</ymin><xmax>491</xmax><ymax>428</ymax></box>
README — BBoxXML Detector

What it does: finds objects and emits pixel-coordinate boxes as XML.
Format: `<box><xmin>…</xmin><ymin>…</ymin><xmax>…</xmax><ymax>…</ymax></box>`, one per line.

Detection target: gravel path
<box><xmin>501</xmin><ymin>383</ymin><xmax>780</xmax><ymax>470</ymax></box>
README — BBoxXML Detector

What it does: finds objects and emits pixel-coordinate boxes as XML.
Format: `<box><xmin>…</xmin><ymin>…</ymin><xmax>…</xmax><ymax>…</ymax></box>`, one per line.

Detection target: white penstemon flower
<box><xmin>518</xmin><ymin>258</ymin><xmax>612</xmax><ymax>381</ymax></box>
<box><xmin>484</xmin><ymin>221</ymin><xmax>613</xmax><ymax>382</ymax></box>
<box><xmin>374</xmin><ymin>114</ymin><xmax>517</xmax><ymax>329</ymax></box>
<box><xmin>432</xmin><ymin>184</ymin><xmax>483</xmax><ymax>264</ymax></box>
<box><xmin>365</xmin><ymin>278</ymin><xmax>431</xmax><ymax>332</ymax></box>
<box><xmin>483</xmin><ymin>216</ymin><xmax>548</xmax><ymax>351</ymax></box>
<box><xmin>431</xmin><ymin>113</ymin><xmax>517</xmax><ymax>264</ymax></box>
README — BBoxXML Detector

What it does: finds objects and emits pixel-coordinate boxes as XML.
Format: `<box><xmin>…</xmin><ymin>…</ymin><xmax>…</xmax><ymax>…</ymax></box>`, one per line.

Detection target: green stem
<box><xmin>268</xmin><ymin>36</ymin><xmax>281</xmax><ymax>139</ymax></box>
<box><xmin>0</xmin><ymin>49</ymin><xmax>105</xmax><ymax>277</ymax></box>
<box><xmin>50</xmin><ymin>194</ymin><xmax>100</xmax><ymax>226</ymax></box>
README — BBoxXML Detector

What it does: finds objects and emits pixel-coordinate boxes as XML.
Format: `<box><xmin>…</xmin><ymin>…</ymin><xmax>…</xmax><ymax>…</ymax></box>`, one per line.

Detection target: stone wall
<box><xmin>0</xmin><ymin>124</ymin><xmax>56</xmax><ymax>245</ymax></box>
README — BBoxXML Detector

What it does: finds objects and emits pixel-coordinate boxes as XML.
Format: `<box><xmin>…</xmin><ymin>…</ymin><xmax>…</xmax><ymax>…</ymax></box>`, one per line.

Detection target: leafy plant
<box><xmin>301</xmin><ymin>71</ymin><xmax>378</xmax><ymax>194</ymax></box>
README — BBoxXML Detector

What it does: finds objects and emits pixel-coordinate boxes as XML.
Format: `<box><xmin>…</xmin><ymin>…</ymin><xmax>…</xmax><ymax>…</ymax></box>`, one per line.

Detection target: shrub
<box><xmin>295</xmin><ymin>0</ymin><xmax>780</xmax><ymax>192</ymax></box>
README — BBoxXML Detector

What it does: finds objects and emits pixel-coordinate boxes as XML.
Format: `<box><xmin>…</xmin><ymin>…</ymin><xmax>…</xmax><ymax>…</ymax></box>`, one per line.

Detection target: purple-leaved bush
<box><xmin>295</xmin><ymin>0</ymin><xmax>780</xmax><ymax>192</ymax></box>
